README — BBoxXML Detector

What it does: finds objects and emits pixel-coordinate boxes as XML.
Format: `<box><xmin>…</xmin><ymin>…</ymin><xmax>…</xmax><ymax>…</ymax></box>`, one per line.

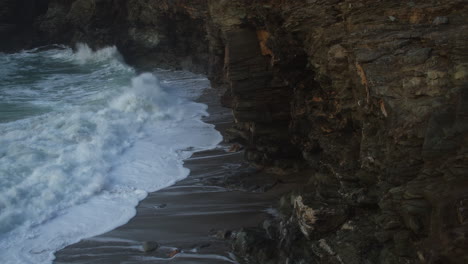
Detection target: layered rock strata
<box><xmin>206</xmin><ymin>2</ymin><xmax>467</xmax><ymax>263</ymax></box>
<box><xmin>2</xmin><ymin>0</ymin><xmax>467</xmax><ymax>263</ymax></box>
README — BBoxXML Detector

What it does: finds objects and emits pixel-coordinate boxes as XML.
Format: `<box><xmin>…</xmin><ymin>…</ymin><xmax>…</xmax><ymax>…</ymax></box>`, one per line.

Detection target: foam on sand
<box><xmin>0</xmin><ymin>44</ymin><xmax>222</xmax><ymax>264</ymax></box>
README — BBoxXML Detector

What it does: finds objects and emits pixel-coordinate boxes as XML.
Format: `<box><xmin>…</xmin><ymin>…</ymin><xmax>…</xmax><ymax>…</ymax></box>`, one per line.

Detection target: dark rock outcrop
<box><xmin>2</xmin><ymin>1</ymin><xmax>467</xmax><ymax>263</ymax></box>
<box><xmin>0</xmin><ymin>0</ymin><xmax>49</xmax><ymax>51</ymax></box>
<box><xmin>208</xmin><ymin>1</ymin><xmax>468</xmax><ymax>263</ymax></box>
<box><xmin>209</xmin><ymin>1</ymin><xmax>467</xmax><ymax>263</ymax></box>
<box><xmin>32</xmin><ymin>0</ymin><xmax>210</xmax><ymax>73</ymax></box>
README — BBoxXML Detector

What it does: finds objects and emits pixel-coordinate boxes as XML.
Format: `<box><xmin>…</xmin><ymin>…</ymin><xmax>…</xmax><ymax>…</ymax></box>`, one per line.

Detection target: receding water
<box><xmin>0</xmin><ymin>44</ymin><xmax>222</xmax><ymax>264</ymax></box>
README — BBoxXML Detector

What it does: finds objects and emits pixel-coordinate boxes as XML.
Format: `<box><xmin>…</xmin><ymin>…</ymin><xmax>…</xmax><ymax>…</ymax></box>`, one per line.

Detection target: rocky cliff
<box><xmin>0</xmin><ymin>0</ymin><xmax>49</xmax><ymax>50</ymax></box>
<box><xmin>2</xmin><ymin>0</ymin><xmax>467</xmax><ymax>263</ymax></box>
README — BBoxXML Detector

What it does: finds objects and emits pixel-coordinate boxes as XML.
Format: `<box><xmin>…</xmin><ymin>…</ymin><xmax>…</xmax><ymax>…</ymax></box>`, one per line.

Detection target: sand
<box><xmin>54</xmin><ymin>78</ymin><xmax>297</xmax><ymax>264</ymax></box>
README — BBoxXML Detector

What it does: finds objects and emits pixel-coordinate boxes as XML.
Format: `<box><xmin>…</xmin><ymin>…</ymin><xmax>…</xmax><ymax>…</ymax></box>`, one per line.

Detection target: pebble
<box><xmin>142</xmin><ymin>241</ymin><xmax>160</xmax><ymax>252</ymax></box>
<box><xmin>154</xmin><ymin>204</ymin><xmax>167</xmax><ymax>209</ymax></box>
<box><xmin>433</xmin><ymin>16</ymin><xmax>449</xmax><ymax>25</ymax></box>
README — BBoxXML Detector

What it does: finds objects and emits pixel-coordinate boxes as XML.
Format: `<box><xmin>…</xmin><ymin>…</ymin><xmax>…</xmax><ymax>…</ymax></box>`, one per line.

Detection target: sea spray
<box><xmin>0</xmin><ymin>44</ymin><xmax>222</xmax><ymax>264</ymax></box>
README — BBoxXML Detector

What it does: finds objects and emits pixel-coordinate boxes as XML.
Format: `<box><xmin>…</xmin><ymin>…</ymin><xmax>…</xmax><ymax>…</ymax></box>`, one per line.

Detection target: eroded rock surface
<box><xmin>210</xmin><ymin>2</ymin><xmax>467</xmax><ymax>263</ymax></box>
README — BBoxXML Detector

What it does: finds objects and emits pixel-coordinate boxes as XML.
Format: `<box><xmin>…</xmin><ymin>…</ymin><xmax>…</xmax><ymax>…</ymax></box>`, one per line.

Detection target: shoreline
<box><xmin>54</xmin><ymin>70</ymin><xmax>301</xmax><ymax>263</ymax></box>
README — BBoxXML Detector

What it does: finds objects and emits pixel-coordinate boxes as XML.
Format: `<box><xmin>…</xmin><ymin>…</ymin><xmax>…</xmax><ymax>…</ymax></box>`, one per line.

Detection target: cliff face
<box><xmin>0</xmin><ymin>0</ymin><xmax>49</xmax><ymax>50</ymax></box>
<box><xmin>32</xmin><ymin>0</ymin><xmax>210</xmax><ymax>73</ymax></box>
<box><xmin>209</xmin><ymin>2</ymin><xmax>467</xmax><ymax>263</ymax></box>
<box><xmin>3</xmin><ymin>0</ymin><xmax>467</xmax><ymax>263</ymax></box>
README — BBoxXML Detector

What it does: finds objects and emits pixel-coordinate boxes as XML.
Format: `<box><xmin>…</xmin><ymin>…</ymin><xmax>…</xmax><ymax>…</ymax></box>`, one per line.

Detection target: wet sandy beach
<box><xmin>54</xmin><ymin>73</ymin><xmax>295</xmax><ymax>264</ymax></box>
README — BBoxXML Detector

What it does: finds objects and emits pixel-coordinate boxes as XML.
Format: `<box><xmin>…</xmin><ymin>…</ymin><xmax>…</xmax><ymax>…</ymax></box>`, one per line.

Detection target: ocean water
<box><xmin>0</xmin><ymin>44</ymin><xmax>222</xmax><ymax>264</ymax></box>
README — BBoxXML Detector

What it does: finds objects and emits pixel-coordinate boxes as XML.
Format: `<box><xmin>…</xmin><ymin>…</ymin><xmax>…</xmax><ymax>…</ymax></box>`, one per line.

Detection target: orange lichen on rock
<box><xmin>380</xmin><ymin>100</ymin><xmax>388</xmax><ymax>117</ymax></box>
<box><xmin>256</xmin><ymin>30</ymin><xmax>273</xmax><ymax>56</ymax></box>
<box><xmin>355</xmin><ymin>62</ymin><xmax>370</xmax><ymax>104</ymax></box>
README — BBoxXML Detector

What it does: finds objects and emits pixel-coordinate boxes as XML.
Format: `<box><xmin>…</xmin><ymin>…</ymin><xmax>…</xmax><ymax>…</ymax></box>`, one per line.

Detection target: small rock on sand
<box><xmin>142</xmin><ymin>241</ymin><xmax>160</xmax><ymax>252</ymax></box>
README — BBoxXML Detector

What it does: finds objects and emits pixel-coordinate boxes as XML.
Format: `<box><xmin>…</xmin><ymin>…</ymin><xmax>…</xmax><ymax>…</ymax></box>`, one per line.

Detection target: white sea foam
<box><xmin>0</xmin><ymin>44</ymin><xmax>222</xmax><ymax>263</ymax></box>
